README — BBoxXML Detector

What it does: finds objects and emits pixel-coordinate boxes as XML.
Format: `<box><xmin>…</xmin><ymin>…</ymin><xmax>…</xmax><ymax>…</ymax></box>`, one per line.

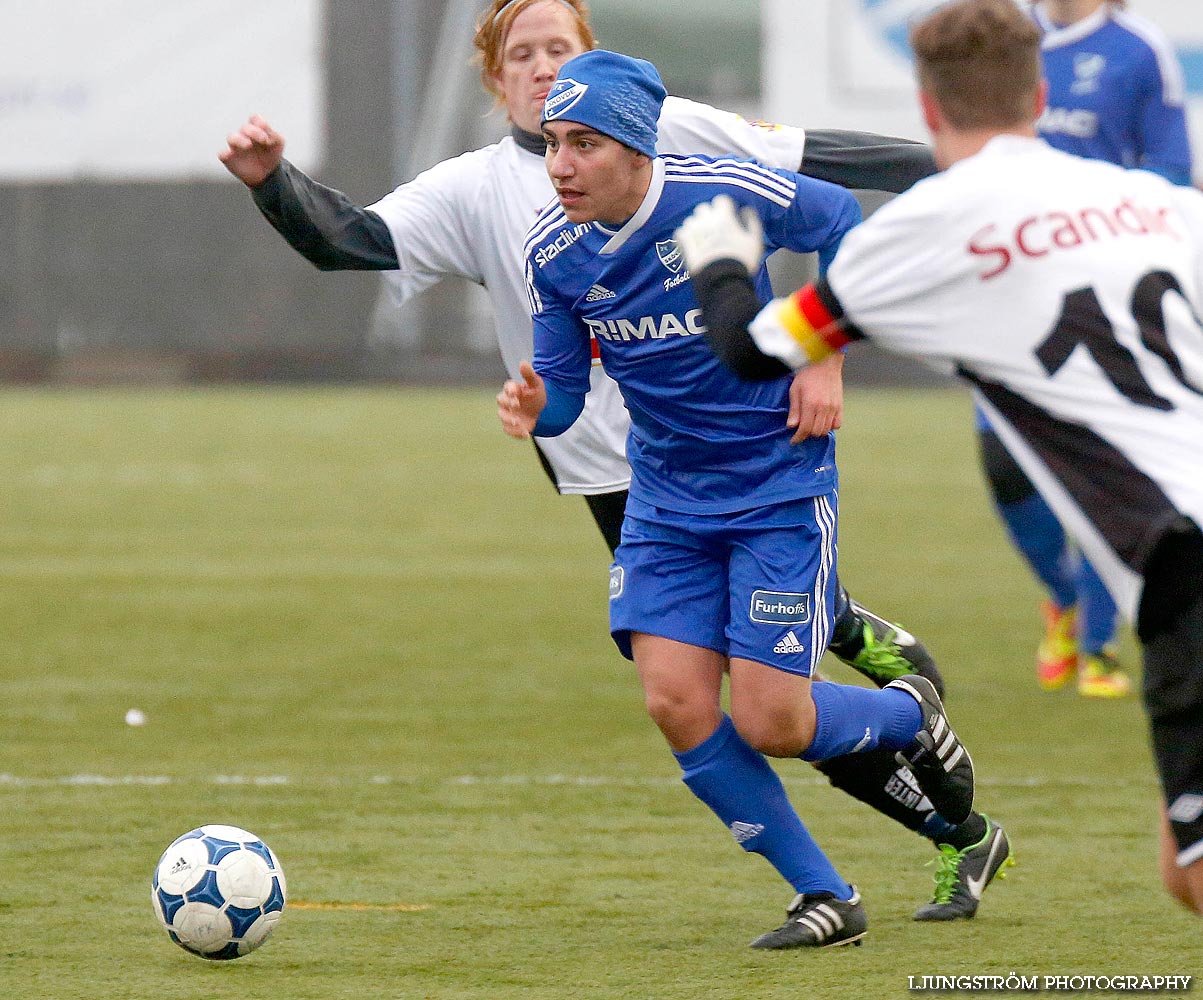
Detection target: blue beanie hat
<box><xmin>542</xmin><ymin>50</ymin><xmax>666</xmax><ymax>158</ymax></box>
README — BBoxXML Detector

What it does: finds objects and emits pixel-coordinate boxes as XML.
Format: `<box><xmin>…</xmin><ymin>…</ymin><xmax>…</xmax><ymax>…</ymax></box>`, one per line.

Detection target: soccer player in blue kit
<box><xmin>977</xmin><ymin>0</ymin><xmax>1195</xmax><ymax>698</ymax></box>
<box><xmin>497</xmin><ymin>49</ymin><xmax>986</xmax><ymax>947</ymax></box>
<box><xmin>225</xmin><ymin>0</ymin><xmax>1011</xmax><ymax>928</ymax></box>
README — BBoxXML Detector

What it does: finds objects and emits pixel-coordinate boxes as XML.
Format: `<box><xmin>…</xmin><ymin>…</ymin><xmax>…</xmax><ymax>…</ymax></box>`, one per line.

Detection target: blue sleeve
<box><xmin>1136</xmin><ymin>51</ymin><xmax>1194</xmax><ymax>185</ymax></box>
<box><xmin>526</xmin><ymin>258</ymin><xmax>592</xmax><ymax>436</ymax></box>
<box><xmin>532</xmin><ymin>380</ymin><xmax>587</xmax><ymax>437</ymax></box>
<box><xmin>757</xmin><ymin>168</ymin><xmax>863</xmax><ymax>271</ymax></box>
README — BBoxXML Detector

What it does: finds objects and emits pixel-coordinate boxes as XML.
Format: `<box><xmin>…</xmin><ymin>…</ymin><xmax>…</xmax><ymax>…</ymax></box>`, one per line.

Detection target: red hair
<box><xmin>472</xmin><ymin>0</ymin><xmax>596</xmax><ymax>103</ymax></box>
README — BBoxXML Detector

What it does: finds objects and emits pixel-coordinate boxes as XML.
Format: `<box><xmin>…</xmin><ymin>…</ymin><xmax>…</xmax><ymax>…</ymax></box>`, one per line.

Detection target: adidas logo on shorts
<box><xmin>773</xmin><ymin>630</ymin><xmax>805</xmax><ymax>655</ymax></box>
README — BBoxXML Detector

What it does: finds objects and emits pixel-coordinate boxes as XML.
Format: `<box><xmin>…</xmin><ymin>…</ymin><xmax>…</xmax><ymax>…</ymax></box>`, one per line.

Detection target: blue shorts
<box><xmin>609</xmin><ymin>493</ymin><xmax>838</xmax><ymax>675</ymax></box>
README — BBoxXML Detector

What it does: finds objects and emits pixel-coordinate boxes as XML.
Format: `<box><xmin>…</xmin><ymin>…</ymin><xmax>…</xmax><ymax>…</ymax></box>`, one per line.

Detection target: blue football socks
<box><xmin>801</xmin><ymin>681</ymin><xmax>922</xmax><ymax>762</ymax></box>
<box><xmin>675</xmin><ymin>715</ymin><xmax>852</xmax><ymax>899</ymax></box>
<box><xmin>1076</xmin><ymin>556</ymin><xmax>1119</xmax><ymax>655</ymax></box>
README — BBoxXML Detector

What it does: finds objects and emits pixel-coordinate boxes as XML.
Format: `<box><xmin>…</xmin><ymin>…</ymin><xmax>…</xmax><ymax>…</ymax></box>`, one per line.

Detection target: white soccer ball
<box><xmin>151</xmin><ymin>824</ymin><xmax>287</xmax><ymax>960</ymax></box>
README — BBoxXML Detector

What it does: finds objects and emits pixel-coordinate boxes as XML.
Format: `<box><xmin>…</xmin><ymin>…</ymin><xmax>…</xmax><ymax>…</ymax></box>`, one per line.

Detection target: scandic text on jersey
<box><xmin>584</xmin><ymin>310</ymin><xmax>706</xmax><ymax>342</ymax></box>
<box><xmin>967</xmin><ymin>195</ymin><xmax>1180</xmax><ymax>280</ymax></box>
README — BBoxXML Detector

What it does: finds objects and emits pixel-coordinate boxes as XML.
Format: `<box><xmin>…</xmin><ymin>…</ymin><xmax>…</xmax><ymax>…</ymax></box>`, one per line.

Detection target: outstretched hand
<box><xmin>674</xmin><ymin>194</ymin><xmax>765</xmax><ymax>276</ymax></box>
<box><xmin>219</xmin><ymin>114</ymin><xmax>285</xmax><ymax>187</ymax></box>
<box><xmin>497</xmin><ymin>361</ymin><xmax>548</xmax><ymax>439</ymax></box>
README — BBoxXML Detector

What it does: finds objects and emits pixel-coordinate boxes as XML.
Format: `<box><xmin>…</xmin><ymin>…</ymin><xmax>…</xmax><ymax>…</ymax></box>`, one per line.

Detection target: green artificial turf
<box><xmin>0</xmin><ymin>386</ymin><xmax>1196</xmax><ymax>999</ymax></box>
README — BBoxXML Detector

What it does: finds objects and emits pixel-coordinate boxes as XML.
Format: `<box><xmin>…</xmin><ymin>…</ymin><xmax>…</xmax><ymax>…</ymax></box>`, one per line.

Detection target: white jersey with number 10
<box><xmin>824</xmin><ymin>135</ymin><xmax>1203</xmax><ymax>619</ymax></box>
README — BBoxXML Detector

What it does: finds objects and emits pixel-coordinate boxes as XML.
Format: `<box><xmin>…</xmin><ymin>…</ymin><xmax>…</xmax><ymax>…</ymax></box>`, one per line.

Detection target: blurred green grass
<box><xmin>0</xmin><ymin>386</ymin><xmax>1196</xmax><ymax>999</ymax></box>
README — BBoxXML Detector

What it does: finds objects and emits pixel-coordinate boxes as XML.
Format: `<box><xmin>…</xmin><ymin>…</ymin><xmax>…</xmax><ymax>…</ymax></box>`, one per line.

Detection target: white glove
<box><xmin>674</xmin><ymin>194</ymin><xmax>765</xmax><ymax>276</ymax></box>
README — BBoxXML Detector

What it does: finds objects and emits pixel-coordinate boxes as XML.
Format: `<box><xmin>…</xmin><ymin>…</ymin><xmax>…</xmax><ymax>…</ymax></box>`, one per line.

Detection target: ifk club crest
<box><xmin>656</xmin><ymin>239</ymin><xmax>684</xmax><ymax>274</ymax></box>
<box><xmin>544</xmin><ymin>78</ymin><xmax>588</xmax><ymax>120</ymax></box>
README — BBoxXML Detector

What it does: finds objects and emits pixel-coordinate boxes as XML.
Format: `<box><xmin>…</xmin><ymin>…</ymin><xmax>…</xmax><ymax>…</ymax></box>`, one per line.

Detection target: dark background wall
<box><xmin>0</xmin><ymin>3</ymin><xmax>397</xmax><ymax>384</ymax></box>
<box><xmin>0</xmin><ymin>1</ymin><xmax>944</xmax><ymax>387</ymax></box>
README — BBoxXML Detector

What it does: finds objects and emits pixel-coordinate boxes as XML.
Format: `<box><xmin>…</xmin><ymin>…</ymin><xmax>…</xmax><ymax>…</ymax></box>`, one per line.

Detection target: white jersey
<box><xmin>823</xmin><ymin>135</ymin><xmax>1203</xmax><ymax>620</ymax></box>
<box><xmin>368</xmin><ymin>97</ymin><xmax>807</xmax><ymax>494</ymax></box>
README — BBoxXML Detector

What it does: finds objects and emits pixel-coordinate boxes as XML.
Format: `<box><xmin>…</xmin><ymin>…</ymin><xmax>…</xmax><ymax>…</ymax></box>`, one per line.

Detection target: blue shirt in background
<box><xmin>1034</xmin><ymin>4</ymin><xmax>1193</xmax><ymax>185</ymax></box>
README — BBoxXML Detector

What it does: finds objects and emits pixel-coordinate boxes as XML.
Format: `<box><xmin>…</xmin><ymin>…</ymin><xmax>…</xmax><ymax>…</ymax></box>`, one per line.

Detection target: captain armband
<box><xmin>750</xmin><ymin>283</ymin><xmax>854</xmax><ymax>370</ymax></box>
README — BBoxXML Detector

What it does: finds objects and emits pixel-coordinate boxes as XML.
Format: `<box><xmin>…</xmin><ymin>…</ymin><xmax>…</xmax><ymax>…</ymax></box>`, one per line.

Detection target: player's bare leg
<box><xmin>1161</xmin><ymin>805</ymin><xmax>1203</xmax><ymax>914</ymax></box>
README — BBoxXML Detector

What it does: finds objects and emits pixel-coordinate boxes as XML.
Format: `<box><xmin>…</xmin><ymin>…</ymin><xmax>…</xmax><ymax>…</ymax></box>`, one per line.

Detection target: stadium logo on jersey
<box><xmin>583</xmin><ymin>309</ymin><xmax>706</xmax><ymax>342</ymax></box>
<box><xmin>608</xmin><ymin>564</ymin><xmax>625</xmax><ymax>600</ymax></box>
<box><xmin>543</xmin><ymin>78</ymin><xmax>588</xmax><ymax>121</ymax></box>
<box><xmin>729</xmin><ymin>821</ymin><xmax>764</xmax><ymax>844</ymax></box>
<box><xmin>751</xmin><ymin>590</ymin><xmax>811</xmax><ymax>625</ymax></box>
<box><xmin>1071</xmin><ymin>52</ymin><xmax>1105</xmax><ymax>95</ymax></box>
<box><xmin>585</xmin><ymin>283</ymin><xmax>616</xmax><ymax>302</ymax></box>
<box><xmin>772</xmin><ymin>630</ymin><xmax>806</xmax><ymax>655</ymax></box>
<box><xmin>534</xmin><ymin>223</ymin><xmax>593</xmax><ymax>268</ymax></box>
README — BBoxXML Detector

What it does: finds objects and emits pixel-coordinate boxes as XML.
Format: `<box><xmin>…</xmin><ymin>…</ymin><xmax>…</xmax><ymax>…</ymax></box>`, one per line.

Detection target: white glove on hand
<box><xmin>674</xmin><ymin>194</ymin><xmax>765</xmax><ymax>276</ymax></box>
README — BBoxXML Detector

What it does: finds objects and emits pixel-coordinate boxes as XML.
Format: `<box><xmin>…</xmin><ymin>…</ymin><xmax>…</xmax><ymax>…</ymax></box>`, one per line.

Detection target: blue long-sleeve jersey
<box><xmin>523</xmin><ymin>154</ymin><xmax>861</xmax><ymax>515</ymax></box>
<box><xmin>1034</xmin><ymin>4</ymin><xmax>1193</xmax><ymax>185</ymax></box>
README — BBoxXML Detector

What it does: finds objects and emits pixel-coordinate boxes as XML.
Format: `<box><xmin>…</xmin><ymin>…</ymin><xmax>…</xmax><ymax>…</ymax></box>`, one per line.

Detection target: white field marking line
<box><xmin>0</xmin><ymin>772</ymin><xmax>1151</xmax><ymax>790</ymax></box>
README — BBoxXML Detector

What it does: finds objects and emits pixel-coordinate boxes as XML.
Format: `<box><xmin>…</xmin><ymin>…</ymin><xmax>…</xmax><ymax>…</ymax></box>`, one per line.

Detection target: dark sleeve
<box><xmin>249</xmin><ymin>159</ymin><xmax>399</xmax><ymax>271</ymax></box>
<box><xmin>799</xmin><ymin>129</ymin><xmax>938</xmax><ymax>194</ymax></box>
<box><xmin>691</xmin><ymin>260</ymin><xmax>792</xmax><ymax>382</ymax></box>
